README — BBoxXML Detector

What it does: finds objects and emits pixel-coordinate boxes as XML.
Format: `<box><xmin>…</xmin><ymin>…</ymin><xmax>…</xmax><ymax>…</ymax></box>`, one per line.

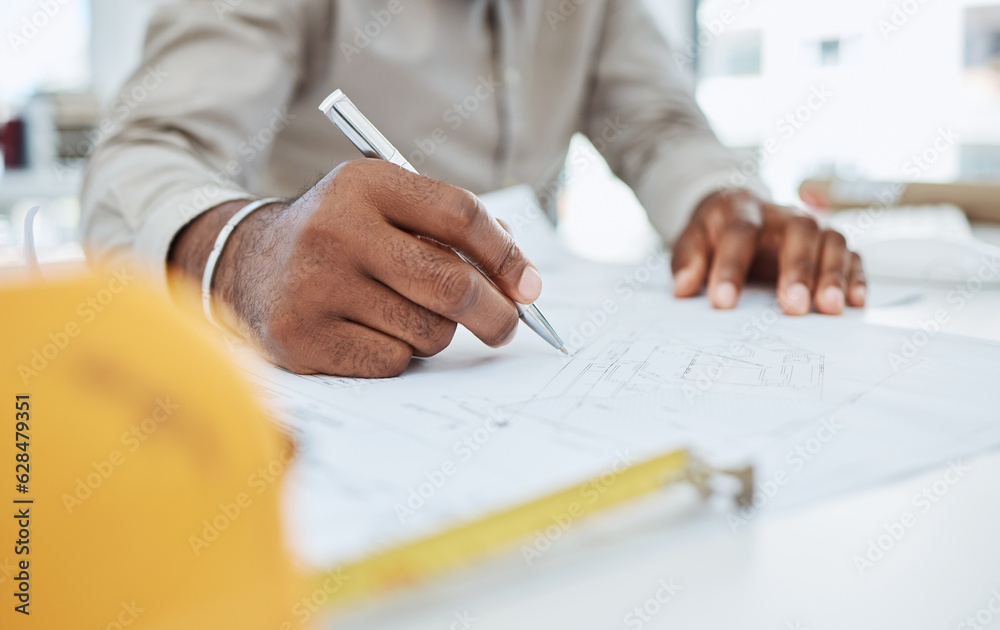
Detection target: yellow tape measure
<box><xmin>310</xmin><ymin>448</ymin><xmax>753</xmax><ymax>610</ymax></box>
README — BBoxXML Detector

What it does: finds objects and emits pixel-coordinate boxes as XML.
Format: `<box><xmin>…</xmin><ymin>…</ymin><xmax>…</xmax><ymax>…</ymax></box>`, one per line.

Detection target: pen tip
<box><xmin>559</xmin><ymin>346</ymin><xmax>569</xmax><ymax>356</ymax></box>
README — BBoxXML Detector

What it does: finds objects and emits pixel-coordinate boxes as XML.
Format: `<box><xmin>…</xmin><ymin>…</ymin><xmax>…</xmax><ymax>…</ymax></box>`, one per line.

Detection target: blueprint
<box><xmin>236</xmin><ymin>186</ymin><xmax>1000</xmax><ymax>569</ymax></box>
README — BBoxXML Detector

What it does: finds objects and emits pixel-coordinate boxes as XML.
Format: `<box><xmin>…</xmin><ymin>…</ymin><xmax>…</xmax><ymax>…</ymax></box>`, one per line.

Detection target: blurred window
<box><xmin>965</xmin><ymin>5</ymin><xmax>1000</xmax><ymax>69</ymax></box>
<box><xmin>960</xmin><ymin>145</ymin><xmax>1000</xmax><ymax>180</ymax></box>
<box><xmin>700</xmin><ymin>30</ymin><xmax>763</xmax><ymax>77</ymax></box>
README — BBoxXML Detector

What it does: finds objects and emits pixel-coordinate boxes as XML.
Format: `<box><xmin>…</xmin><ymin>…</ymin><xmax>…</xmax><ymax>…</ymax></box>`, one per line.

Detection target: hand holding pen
<box><xmin>172</xmin><ymin>94</ymin><xmax>562</xmax><ymax>378</ymax></box>
<box><xmin>319</xmin><ymin>89</ymin><xmax>566</xmax><ymax>354</ymax></box>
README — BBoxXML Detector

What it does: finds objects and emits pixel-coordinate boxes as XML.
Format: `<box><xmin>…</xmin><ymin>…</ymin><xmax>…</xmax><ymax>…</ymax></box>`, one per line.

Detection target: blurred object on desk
<box><xmin>829</xmin><ymin>204</ymin><xmax>1000</xmax><ymax>285</ymax></box>
<box><xmin>800</xmin><ymin>178</ymin><xmax>1000</xmax><ymax>223</ymax></box>
<box><xmin>1</xmin><ymin>115</ymin><xmax>27</xmax><ymax>169</ymax></box>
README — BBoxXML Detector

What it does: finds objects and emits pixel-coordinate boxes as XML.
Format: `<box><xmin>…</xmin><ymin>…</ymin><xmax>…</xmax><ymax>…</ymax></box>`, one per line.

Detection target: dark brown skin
<box><xmin>169</xmin><ymin>160</ymin><xmax>864</xmax><ymax>378</ymax></box>
<box><xmin>672</xmin><ymin>189</ymin><xmax>866</xmax><ymax>315</ymax></box>
<box><xmin>168</xmin><ymin>159</ymin><xmax>542</xmax><ymax>377</ymax></box>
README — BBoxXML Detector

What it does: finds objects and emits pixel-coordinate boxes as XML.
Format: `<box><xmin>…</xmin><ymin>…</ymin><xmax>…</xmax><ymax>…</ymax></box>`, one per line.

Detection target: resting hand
<box><xmin>671</xmin><ymin>190</ymin><xmax>865</xmax><ymax>315</ymax></box>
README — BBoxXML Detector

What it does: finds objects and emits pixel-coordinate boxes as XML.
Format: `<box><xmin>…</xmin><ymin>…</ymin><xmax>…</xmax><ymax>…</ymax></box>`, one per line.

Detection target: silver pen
<box><xmin>319</xmin><ymin>89</ymin><xmax>568</xmax><ymax>355</ymax></box>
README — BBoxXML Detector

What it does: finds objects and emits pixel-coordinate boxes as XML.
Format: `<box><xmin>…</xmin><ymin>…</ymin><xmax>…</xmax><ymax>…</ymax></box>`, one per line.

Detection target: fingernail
<box><xmin>712</xmin><ymin>282</ymin><xmax>738</xmax><ymax>309</ymax></box>
<box><xmin>850</xmin><ymin>285</ymin><xmax>866</xmax><ymax>305</ymax></box>
<box><xmin>783</xmin><ymin>283</ymin><xmax>811</xmax><ymax>315</ymax></box>
<box><xmin>518</xmin><ymin>265</ymin><xmax>542</xmax><ymax>303</ymax></box>
<box><xmin>822</xmin><ymin>286</ymin><xmax>845</xmax><ymax>313</ymax></box>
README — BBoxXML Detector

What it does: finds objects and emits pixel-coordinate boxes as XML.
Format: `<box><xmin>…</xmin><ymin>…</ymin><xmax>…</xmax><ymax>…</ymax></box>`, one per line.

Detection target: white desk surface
<box><xmin>323</xmin><ymin>277</ymin><xmax>1000</xmax><ymax>628</ymax></box>
<box><xmin>4</xmin><ymin>225</ymin><xmax>998</xmax><ymax>629</ymax></box>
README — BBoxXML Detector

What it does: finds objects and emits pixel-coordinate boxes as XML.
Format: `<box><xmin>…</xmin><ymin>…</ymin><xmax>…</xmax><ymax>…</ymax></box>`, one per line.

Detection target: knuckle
<box><xmin>368</xmin><ymin>342</ymin><xmax>412</xmax><ymax>378</ymax></box>
<box><xmin>447</xmin><ymin>189</ymin><xmax>485</xmax><ymax>234</ymax></box>
<box><xmin>395</xmin><ymin>304</ymin><xmax>456</xmax><ymax>356</ymax></box>
<box><xmin>492</xmin><ymin>238</ymin><xmax>524</xmax><ymax>279</ymax></box>
<box><xmin>787</xmin><ymin>258</ymin><xmax>815</xmax><ymax>278</ymax></box>
<box><xmin>789</xmin><ymin>215</ymin><xmax>820</xmax><ymax>235</ymax></box>
<box><xmin>329</xmin><ymin>158</ymin><xmax>368</xmax><ymax>186</ymax></box>
<box><xmin>433</xmin><ymin>265</ymin><xmax>479</xmax><ymax>315</ymax></box>
<box><xmin>825</xmin><ymin>229</ymin><xmax>847</xmax><ymax>249</ymax></box>
<box><xmin>726</xmin><ymin>218</ymin><xmax>759</xmax><ymax>238</ymax></box>
<box><xmin>483</xmin><ymin>307</ymin><xmax>519</xmax><ymax>348</ymax></box>
<box><xmin>420</xmin><ymin>320</ymin><xmax>458</xmax><ymax>356</ymax></box>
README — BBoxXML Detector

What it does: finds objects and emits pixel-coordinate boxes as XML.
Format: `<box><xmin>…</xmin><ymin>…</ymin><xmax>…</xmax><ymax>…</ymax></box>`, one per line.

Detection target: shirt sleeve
<box><xmin>583</xmin><ymin>0</ymin><xmax>770</xmax><ymax>243</ymax></box>
<box><xmin>80</xmin><ymin>0</ymin><xmax>321</xmax><ymax>289</ymax></box>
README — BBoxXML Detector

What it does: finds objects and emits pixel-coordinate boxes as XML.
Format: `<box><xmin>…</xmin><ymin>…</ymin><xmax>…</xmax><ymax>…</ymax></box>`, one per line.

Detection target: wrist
<box><xmin>167</xmin><ymin>201</ymin><xmax>252</xmax><ymax>294</ymax></box>
<box><xmin>167</xmin><ymin>199</ymin><xmax>289</xmax><ymax>336</ymax></box>
<box><xmin>212</xmin><ymin>200</ymin><xmax>289</xmax><ymax>338</ymax></box>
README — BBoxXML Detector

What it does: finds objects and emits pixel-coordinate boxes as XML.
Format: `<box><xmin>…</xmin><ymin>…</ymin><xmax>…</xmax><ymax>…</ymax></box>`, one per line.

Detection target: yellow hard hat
<box><xmin>1</xmin><ymin>270</ymin><xmax>304</xmax><ymax>629</ymax></box>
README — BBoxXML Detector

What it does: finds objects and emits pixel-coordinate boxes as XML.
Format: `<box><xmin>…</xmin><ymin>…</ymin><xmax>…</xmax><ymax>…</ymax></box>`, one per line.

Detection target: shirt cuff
<box><xmin>133</xmin><ymin>185</ymin><xmax>253</xmax><ymax>291</ymax></box>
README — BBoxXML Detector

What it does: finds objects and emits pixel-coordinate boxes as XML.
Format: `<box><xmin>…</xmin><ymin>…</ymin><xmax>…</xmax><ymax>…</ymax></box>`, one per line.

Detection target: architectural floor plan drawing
<box><xmin>678</xmin><ymin>337</ymin><xmax>824</xmax><ymax>389</ymax></box>
<box><xmin>537</xmin><ymin>328</ymin><xmax>825</xmax><ymax>402</ymax></box>
<box><xmin>240</xmin><ymin>300</ymin><xmax>1000</xmax><ymax>570</ymax></box>
<box><xmin>232</xmin><ymin>188</ymin><xmax>1000</xmax><ymax>571</ymax></box>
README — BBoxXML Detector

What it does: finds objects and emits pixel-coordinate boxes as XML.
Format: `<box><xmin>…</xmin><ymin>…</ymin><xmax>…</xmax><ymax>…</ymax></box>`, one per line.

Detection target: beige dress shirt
<box><xmin>81</xmin><ymin>0</ymin><xmax>766</xmax><ymax>287</ymax></box>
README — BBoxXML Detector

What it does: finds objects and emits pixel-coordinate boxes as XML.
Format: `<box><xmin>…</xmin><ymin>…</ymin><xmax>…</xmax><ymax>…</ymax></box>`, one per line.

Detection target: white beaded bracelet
<box><xmin>201</xmin><ymin>198</ymin><xmax>284</xmax><ymax>330</ymax></box>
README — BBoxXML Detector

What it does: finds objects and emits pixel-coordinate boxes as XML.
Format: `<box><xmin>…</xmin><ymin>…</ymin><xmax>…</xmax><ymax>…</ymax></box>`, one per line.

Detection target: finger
<box><xmin>671</xmin><ymin>225</ymin><xmax>710</xmax><ymax>298</ymax></box>
<box><xmin>847</xmin><ymin>252</ymin><xmax>867</xmax><ymax>307</ymax></box>
<box><xmin>268</xmin><ymin>316</ymin><xmax>413</xmax><ymax>378</ymax></box>
<box><xmin>369</xmin><ymin>163</ymin><xmax>541</xmax><ymax>304</ymax></box>
<box><xmin>813</xmin><ymin>230</ymin><xmax>849</xmax><ymax>315</ymax></box>
<box><xmin>777</xmin><ymin>216</ymin><xmax>821</xmax><ymax>316</ymax></box>
<box><xmin>339</xmin><ymin>279</ymin><xmax>457</xmax><ymax>357</ymax></box>
<box><xmin>706</xmin><ymin>219</ymin><xmax>760</xmax><ymax>309</ymax></box>
<box><xmin>364</xmin><ymin>228</ymin><xmax>520</xmax><ymax>348</ymax></box>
